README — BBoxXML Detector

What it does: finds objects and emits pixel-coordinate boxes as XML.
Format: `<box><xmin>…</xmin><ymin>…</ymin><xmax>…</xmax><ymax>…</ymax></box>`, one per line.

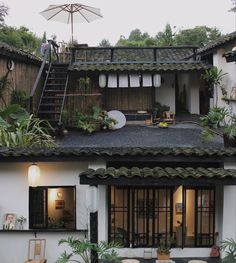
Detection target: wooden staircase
<box><xmin>37</xmin><ymin>63</ymin><xmax>69</xmax><ymax>126</ymax></box>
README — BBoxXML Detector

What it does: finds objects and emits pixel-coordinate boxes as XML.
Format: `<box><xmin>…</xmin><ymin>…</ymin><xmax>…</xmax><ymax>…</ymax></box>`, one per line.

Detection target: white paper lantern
<box><xmin>86</xmin><ymin>186</ymin><xmax>98</xmax><ymax>213</ymax></box>
<box><xmin>28</xmin><ymin>164</ymin><xmax>40</xmax><ymax>187</ymax></box>
<box><xmin>99</xmin><ymin>74</ymin><xmax>106</xmax><ymax>88</ymax></box>
<box><xmin>153</xmin><ymin>74</ymin><xmax>161</xmax><ymax>87</ymax></box>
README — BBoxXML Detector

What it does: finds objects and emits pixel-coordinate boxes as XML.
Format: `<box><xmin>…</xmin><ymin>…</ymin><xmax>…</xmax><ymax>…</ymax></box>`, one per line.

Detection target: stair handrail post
<box><xmin>30</xmin><ymin>46</ymin><xmax>50</xmax><ymax>114</ymax></box>
<box><xmin>48</xmin><ymin>39</ymin><xmax>60</xmax><ymax>63</ymax></box>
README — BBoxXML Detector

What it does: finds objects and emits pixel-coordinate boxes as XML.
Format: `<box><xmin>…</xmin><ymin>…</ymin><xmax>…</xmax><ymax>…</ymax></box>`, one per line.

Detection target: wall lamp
<box><xmin>28</xmin><ymin>163</ymin><xmax>40</xmax><ymax>187</ymax></box>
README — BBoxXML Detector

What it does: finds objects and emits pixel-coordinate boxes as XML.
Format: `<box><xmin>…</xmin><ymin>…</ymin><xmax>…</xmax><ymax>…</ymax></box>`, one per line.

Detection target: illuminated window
<box><xmin>29</xmin><ymin>186</ymin><xmax>76</xmax><ymax>230</ymax></box>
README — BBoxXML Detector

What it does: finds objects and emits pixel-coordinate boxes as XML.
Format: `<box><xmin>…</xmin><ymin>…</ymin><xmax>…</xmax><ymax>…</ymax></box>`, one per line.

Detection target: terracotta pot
<box><xmin>157</xmin><ymin>252</ymin><xmax>170</xmax><ymax>260</ymax></box>
<box><xmin>223</xmin><ymin>135</ymin><xmax>236</xmax><ymax>147</ymax></box>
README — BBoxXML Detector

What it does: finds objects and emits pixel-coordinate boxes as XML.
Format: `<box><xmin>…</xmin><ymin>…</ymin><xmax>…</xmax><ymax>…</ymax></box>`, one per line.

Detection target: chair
<box><xmin>163</xmin><ymin>111</ymin><xmax>176</xmax><ymax>125</ymax></box>
<box><xmin>25</xmin><ymin>239</ymin><xmax>47</xmax><ymax>263</ymax></box>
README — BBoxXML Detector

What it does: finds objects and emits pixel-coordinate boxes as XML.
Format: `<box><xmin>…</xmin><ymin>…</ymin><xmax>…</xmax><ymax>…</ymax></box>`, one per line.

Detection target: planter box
<box><xmin>223</xmin><ymin>135</ymin><xmax>236</xmax><ymax>147</ymax></box>
<box><xmin>157</xmin><ymin>253</ymin><xmax>170</xmax><ymax>260</ymax></box>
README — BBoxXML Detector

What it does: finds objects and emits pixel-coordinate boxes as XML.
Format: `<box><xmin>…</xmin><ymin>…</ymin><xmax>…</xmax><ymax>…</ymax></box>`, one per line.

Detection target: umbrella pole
<box><xmin>71</xmin><ymin>9</ymin><xmax>74</xmax><ymax>43</ymax></box>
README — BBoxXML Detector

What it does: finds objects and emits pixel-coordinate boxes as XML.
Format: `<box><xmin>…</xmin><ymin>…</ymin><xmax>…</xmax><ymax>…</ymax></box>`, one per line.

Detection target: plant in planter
<box><xmin>156</xmin><ymin>235</ymin><xmax>174</xmax><ymax>260</ymax></box>
<box><xmin>16</xmin><ymin>215</ymin><xmax>26</xmax><ymax>230</ymax></box>
<box><xmin>199</xmin><ymin>106</ymin><xmax>236</xmax><ymax>146</ymax></box>
<box><xmin>56</xmin><ymin>237</ymin><xmax>121</xmax><ymax>263</ymax></box>
<box><xmin>220</xmin><ymin>238</ymin><xmax>236</xmax><ymax>262</ymax></box>
<box><xmin>201</xmin><ymin>66</ymin><xmax>227</xmax><ymax>107</ymax></box>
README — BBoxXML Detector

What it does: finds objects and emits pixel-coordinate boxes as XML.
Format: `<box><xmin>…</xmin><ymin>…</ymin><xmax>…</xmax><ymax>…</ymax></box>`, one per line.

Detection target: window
<box><xmin>173</xmin><ymin>186</ymin><xmax>215</xmax><ymax>248</ymax></box>
<box><xmin>109</xmin><ymin>186</ymin><xmax>172</xmax><ymax>247</ymax></box>
<box><xmin>109</xmin><ymin>186</ymin><xmax>215</xmax><ymax>248</ymax></box>
<box><xmin>29</xmin><ymin>186</ymin><xmax>76</xmax><ymax>230</ymax></box>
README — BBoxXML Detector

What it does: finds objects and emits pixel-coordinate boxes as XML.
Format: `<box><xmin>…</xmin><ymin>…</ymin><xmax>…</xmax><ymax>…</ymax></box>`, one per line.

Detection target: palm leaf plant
<box><xmin>0</xmin><ymin>104</ymin><xmax>56</xmax><ymax>147</ymax></box>
<box><xmin>56</xmin><ymin>237</ymin><xmax>121</xmax><ymax>263</ymax></box>
<box><xmin>201</xmin><ymin>66</ymin><xmax>227</xmax><ymax>107</ymax></box>
<box><xmin>221</xmin><ymin>238</ymin><xmax>236</xmax><ymax>262</ymax></box>
<box><xmin>199</xmin><ymin>106</ymin><xmax>236</xmax><ymax>144</ymax></box>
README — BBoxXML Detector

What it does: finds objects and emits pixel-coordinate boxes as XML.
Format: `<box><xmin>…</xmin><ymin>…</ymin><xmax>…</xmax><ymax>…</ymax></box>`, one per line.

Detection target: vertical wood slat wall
<box><xmin>0</xmin><ymin>57</ymin><xmax>40</xmax><ymax>108</ymax></box>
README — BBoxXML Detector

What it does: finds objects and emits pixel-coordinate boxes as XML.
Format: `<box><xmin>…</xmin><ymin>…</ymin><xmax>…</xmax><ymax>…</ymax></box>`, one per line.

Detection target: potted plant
<box><xmin>201</xmin><ymin>66</ymin><xmax>227</xmax><ymax>107</ymax></box>
<box><xmin>156</xmin><ymin>236</ymin><xmax>174</xmax><ymax>260</ymax></box>
<box><xmin>221</xmin><ymin>238</ymin><xmax>236</xmax><ymax>262</ymax></box>
<box><xmin>56</xmin><ymin>237</ymin><xmax>121</xmax><ymax>263</ymax></box>
<box><xmin>16</xmin><ymin>215</ymin><xmax>26</xmax><ymax>230</ymax></box>
<box><xmin>199</xmin><ymin>106</ymin><xmax>236</xmax><ymax>147</ymax></box>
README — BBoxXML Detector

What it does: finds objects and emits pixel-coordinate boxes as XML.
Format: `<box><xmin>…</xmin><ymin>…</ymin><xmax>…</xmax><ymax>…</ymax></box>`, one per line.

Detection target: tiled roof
<box><xmin>0</xmin><ymin>42</ymin><xmax>42</xmax><ymax>64</ymax></box>
<box><xmin>198</xmin><ymin>31</ymin><xmax>236</xmax><ymax>55</ymax></box>
<box><xmin>73</xmin><ymin>47</ymin><xmax>196</xmax><ymax>63</ymax></box>
<box><xmin>70</xmin><ymin>61</ymin><xmax>210</xmax><ymax>72</ymax></box>
<box><xmin>0</xmin><ymin>147</ymin><xmax>236</xmax><ymax>159</ymax></box>
<box><xmin>80</xmin><ymin>167</ymin><xmax>236</xmax><ymax>179</ymax></box>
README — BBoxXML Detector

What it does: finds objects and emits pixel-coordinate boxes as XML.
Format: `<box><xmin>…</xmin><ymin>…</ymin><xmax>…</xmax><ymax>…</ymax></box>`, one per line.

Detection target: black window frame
<box><xmin>182</xmin><ymin>186</ymin><xmax>215</xmax><ymax>248</ymax></box>
<box><xmin>108</xmin><ymin>186</ymin><xmax>173</xmax><ymax>248</ymax></box>
<box><xmin>108</xmin><ymin>185</ymin><xmax>215</xmax><ymax>248</ymax></box>
<box><xmin>29</xmin><ymin>185</ymin><xmax>76</xmax><ymax>230</ymax></box>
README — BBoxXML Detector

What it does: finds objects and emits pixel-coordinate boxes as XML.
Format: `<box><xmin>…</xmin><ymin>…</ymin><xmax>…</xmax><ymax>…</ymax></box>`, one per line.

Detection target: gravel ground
<box><xmin>57</xmin><ymin>124</ymin><xmax>223</xmax><ymax>148</ymax></box>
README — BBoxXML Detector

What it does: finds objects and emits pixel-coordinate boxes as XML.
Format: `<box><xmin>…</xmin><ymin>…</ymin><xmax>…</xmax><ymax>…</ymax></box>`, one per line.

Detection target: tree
<box><xmin>174</xmin><ymin>26</ymin><xmax>221</xmax><ymax>47</ymax></box>
<box><xmin>116</xmin><ymin>28</ymin><xmax>155</xmax><ymax>46</ymax></box>
<box><xmin>0</xmin><ymin>26</ymin><xmax>42</xmax><ymax>55</ymax></box>
<box><xmin>98</xmin><ymin>38</ymin><xmax>111</xmax><ymax>47</ymax></box>
<box><xmin>0</xmin><ymin>3</ymin><xmax>8</xmax><ymax>26</ymax></box>
<box><xmin>156</xmin><ymin>23</ymin><xmax>175</xmax><ymax>46</ymax></box>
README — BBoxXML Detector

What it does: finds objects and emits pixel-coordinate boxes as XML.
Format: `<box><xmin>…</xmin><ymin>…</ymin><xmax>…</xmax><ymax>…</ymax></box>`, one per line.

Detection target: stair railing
<box><xmin>30</xmin><ymin>39</ymin><xmax>59</xmax><ymax>114</ymax></box>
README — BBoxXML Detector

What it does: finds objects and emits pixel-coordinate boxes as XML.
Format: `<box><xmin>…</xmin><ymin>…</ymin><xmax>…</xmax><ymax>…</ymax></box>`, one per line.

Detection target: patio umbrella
<box><xmin>40</xmin><ymin>3</ymin><xmax>103</xmax><ymax>42</ymax></box>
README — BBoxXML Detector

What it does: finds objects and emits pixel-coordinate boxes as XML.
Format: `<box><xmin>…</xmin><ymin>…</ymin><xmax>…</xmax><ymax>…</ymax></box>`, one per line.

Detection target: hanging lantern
<box><xmin>99</xmin><ymin>74</ymin><xmax>106</xmax><ymax>88</ymax></box>
<box><xmin>86</xmin><ymin>186</ymin><xmax>98</xmax><ymax>213</ymax></box>
<box><xmin>153</xmin><ymin>74</ymin><xmax>161</xmax><ymax>88</ymax></box>
<box><xmin>28</xmin><ymin>164</ymin><xmax>40</xmax><ymax>187</ymax></box>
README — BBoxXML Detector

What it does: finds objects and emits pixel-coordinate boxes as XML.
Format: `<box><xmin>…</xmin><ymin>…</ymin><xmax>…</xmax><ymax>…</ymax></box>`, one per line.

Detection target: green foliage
<box><xmin>157</xmin><ymin>235</ymin><xmax>175</xmax><ymax>254</ymax></box>
<box><xmin>0</xmin><ymin>26</ymin><xmax>42</xmax><ymax>55</ymax></box>
<box><xmin>0</xmin><ymin>104</ymin><xmax>56</xmax><ymax>147</ymax></box>
<box><xmin>199</xmin><ymin>107</ymin><xmax>236</xmax><ymax>142</ymax></box>
<box><xmin>175</xmin><ymin>26</ymin><xmax>221</xmax><ymax>47</ymax></box>
<box><xmin>152</xmin><ymin>102</ymin><xmax>170</xmax><ymax>119</ymax></box>
<box><xmin>114</xmin><ymin>24</ymin><xmax>222</xmax><ymax>47</ymax></box>
<box><xmin>0</xmin><ymin>3</ymin><xmax>8</xmax><ymax>26</ymax></box>
<box><xmin>156</xmin><ymin>23</ymin><xmax>175</xmax><ymax>46</ymax></box>
<box><xmin>98</xmin><ymin>39</ymin><xmax>111</xmax><ymax>47</ymax></box>
<box><xmin>0</xmin><ymin>72</ymin><xmax>12</xmax><ymax>106</ymax></box>
<box><xmin>202</xmin><ymin>67</ymin><xmax>227</xmax><ymax>97</ymax></box>
<box><xmin>78</xmin><ymin>120</ymin><xmax>96</xmax><ymax>134</ymax></box>
<box><xmin>56</xmin><ymin>237</ymin><xmax>121</xmax><ymax>263</ymax></box>
<box><xmin>11</xmin><ymin>90</ymin><xmax>30</xmax><ymax>110</ymax></box>
<box><xmin>221</xmin><ymin>238</ymin><xmax>236</xmax><ymax>263</ymax></box>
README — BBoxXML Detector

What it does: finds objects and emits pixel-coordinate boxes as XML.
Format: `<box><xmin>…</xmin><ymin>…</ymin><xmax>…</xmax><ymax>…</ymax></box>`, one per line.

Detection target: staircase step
<box><xmin>40</xmin><ymin>103</ymin><xmax>63</xmax><ymax>106</ymax></box>
<box><xmin>42</xmin><ymin>96</ymin><xmax>63</xmax><ymax>100</ymax></box>
<box><xmin>38</xmin><ymin>111</ymin><xmax>61</xmax><ymax>114</ymax></box>
<box><xmin>48</xmin><ymin>77</ymin><xmax>67</xmax><ymax>80</ymax></box>
<box><xmin>44</xmin><ymin>89</ymin><xmax>65</xmax><ymax>92</ymax></box>
<box><xmin>46</xmin><ymin>83</ymin><xmax>65</xmax><ymax>86</ymax></box>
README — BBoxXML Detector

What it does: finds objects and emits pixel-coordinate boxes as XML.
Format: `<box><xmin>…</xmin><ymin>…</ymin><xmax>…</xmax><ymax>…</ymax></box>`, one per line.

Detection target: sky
<box><xmin>4</xmin><ymin>0</ymin><xmax>236</xmax><ymax>46</ymax></box>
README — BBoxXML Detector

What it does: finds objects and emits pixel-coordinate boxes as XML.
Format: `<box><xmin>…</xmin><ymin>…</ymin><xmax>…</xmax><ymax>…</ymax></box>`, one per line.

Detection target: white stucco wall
<box><xmin>178</xmin><ymin>72</ymin><xmax>200</xmax><ymax>114</ymax></box>
<box><xmin>213</xmin><ymin>46</ymin><xmax>236</xmax><ymax>113</ymax></box>
<box><xmin>0</xmin><ymin>162</ymin><xmax>90</xmax><ymax>263</ymax></box>
<box><xmin>155</xmin><ymin>73</ymin><xmax>175</xmax><ymax>113</ymax></box>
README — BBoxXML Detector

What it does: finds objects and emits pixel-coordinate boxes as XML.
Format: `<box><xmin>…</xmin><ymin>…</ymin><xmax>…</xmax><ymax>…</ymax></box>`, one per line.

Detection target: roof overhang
<box><xmin>80</xmin><ymin>167</ymin><xmax>236</xmax><ymax>186</ymax></box>
<box><xmin>69</xmin><ymin>61</ymin><xmax>211</xmax><ymax>73</ymax></box>
<box><xmin>0</xmin><ymin>147</ymin><xmax>236</xmax><ymax>163</ymax></box>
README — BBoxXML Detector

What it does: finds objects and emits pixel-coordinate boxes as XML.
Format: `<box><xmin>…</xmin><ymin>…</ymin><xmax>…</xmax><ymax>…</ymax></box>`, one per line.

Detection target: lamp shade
<box><xmin>153</xmin><ymin>74</ymin><xmax>161</xmax><ymax>87</ymax></box>
<box><xmin>99</xmin><ymin>74</ymin><xmax>106</xmax><ymax>88</ymax></box>
<box><xmin>28</xmin><ymin>164</ymin><xmax>40</xmax><ymax>187</ymax></box>
<box><xmin>86</xmin><ymin>186</ymin><xmax>98</xmax><ymax>213</ymax></box>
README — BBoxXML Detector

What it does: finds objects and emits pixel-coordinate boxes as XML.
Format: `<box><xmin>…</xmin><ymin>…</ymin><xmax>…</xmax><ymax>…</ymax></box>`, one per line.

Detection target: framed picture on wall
<box><xmin>3</xmin><ymin>213</ymin><xmax>17</xmax><ymax>230</ymax></box>
<box><xmin>175</xmin><ymin>203</ymin><xmax>183</xmax><ymax>214</ymax></box>
<box><xmin>55</xmin><ymin>200</ymin><xmax>65</xmax><ymax>209</ymax></box>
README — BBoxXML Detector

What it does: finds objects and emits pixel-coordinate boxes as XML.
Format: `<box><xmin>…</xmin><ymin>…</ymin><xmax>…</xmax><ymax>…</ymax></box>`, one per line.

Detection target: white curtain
<box><xmin>129</xmin><ymin>74</ymin><xmax>140</xmax><ymax>87</ymax></box>
<box><xmin>142</xmin><ymin>74</ymin><xmax>152</xmax><ymax>87</ymax></box>
<box><xmin>119</xmin><ymin>74</ymin><xmax>129</xmax><ymax>88</ymax></box>
<box><xmin>107</xmin><ymin>74</ymin><xmax>117</xmax><ymax>88</ymax></box>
